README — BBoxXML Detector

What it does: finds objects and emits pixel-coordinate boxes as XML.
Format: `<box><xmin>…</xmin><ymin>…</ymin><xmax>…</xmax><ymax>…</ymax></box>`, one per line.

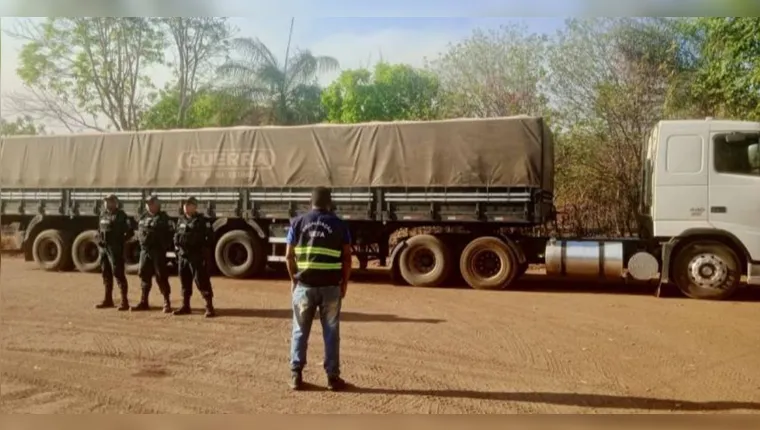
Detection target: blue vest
<box><xmin>290</xmin><ymin>209</ymin><xmax>347</xmax><ymax>287</ymax></box>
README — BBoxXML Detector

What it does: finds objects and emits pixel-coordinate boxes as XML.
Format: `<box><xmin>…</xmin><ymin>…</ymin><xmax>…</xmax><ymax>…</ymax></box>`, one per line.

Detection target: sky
<box><xmin>0</xmin><ymin>16</ymin><xmax>566</xmax><ymax>115</ymax></box>
<box><xmin>0</xmin><ymin>0</ymin><xmax>714</xmax><ymax>128</ymax></box>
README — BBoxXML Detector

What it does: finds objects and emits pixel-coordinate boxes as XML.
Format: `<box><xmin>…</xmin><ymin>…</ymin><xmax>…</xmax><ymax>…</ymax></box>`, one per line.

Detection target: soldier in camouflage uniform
<box><xmin>131</xmin><ymin>194</ymin><xmax>174</xmax><ymax>313</ymax></box>
<box><xmin>173</xmin><ymin>196</ymin><xmax>216</xmax><ymax>318</ymax></box>
<box><xmin>96</xmin><ymin>194</ymin><xmax>132</xmax><ymax>311</ymax></box>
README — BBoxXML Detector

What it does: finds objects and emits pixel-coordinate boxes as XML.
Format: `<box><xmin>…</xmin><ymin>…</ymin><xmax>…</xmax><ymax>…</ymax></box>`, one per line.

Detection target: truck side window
<box><xmin>714</xmin><ymin>133</ymin><xmax>760</xmax><ymax>176</ymax></box>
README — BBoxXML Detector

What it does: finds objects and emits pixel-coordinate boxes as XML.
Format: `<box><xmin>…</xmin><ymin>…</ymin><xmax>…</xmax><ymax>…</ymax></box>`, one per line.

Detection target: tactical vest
<box><xmin>293</xmin><ymin>210</ymin><xmax>345</xmax><ymax>287</ymax></box>
<box><xmin>175</xmin><ymin>214</ymin><xmax>209</xmax><ymax>258</ymax></box>
<box><xmin>138</xmin><ymin>211</ymin><xmax>168</xmax><ymax>250</ymax></box>
<box><xmin>99</xmin><ymin>210</ymin><xmax>128</xmax><ymax>245</ymax></box>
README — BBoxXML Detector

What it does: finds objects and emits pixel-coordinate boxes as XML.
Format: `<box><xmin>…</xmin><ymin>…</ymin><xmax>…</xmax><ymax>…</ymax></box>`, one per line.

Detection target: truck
<box><xmin>1</xmin><ymin>116</ymin><xmax>758</xmax><ymax>300</ymax></box>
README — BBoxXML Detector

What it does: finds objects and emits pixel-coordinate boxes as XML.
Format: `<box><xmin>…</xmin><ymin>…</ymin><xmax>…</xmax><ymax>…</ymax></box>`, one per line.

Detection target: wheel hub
<box><xmin>42</xmin><ymin>240</ymin><xmax>58</xmax><ymax>261</ymax></box>
<box><xmin>688</xmin><ymin>253</ymin><xmax>728</xmax><ymax>289</ymax></box>
<box><xmin>226</xmin><ymin>243</ymin><xmax>248</xmax><ymax>267</ymax></box>
<box><xmin>472</xmin><ymin>250</ymin><xmax>502</xmax><ymax>278</ymax></box>
<box><xmin>410</xmin><ymin>248</ymin><xmax>435</xmax><ymax>274</ymax></box>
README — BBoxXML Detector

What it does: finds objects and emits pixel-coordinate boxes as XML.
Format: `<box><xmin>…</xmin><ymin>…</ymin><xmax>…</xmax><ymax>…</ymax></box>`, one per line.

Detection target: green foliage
<box><xmin>218</xmin><ymin>37</ymin><xmax>338</xmax><ymax>125</ymax></box>
<box><xmin>321</xmin><ymin>62</ymin><xmax>441</xmax><ymax>123</ymax></box>
<box><xmin>684</xmin><ymin>18</ymin><xmax>760</xmax><ymax>121</ymax></box>
<box><xmin>141</xmin><ymin>88</ymin><xmax>251</xmax><ymax>129</ymax></box>
<box><xmin>158</xmin><ymin>18</ymin><xmax>232</xmax><ymax>127</ymax></box>
<box><xmin>15</xmin><ymin>17</ymin><xmax>165</xmax><ymax>131</ymax></box>
<box><xmin>0</xmin><ymin>116</ymin><xmax>45</xmax><ymax>136</ymax></box>
<box><xmin>427</xmin><ymin>24</ymin><xmax>549</xmax><ymax>118</ymax></box>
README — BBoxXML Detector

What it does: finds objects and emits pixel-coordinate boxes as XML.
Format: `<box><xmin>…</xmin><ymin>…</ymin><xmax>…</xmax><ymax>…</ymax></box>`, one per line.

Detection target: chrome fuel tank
<box><xmin>545</xmin><ymin>239</ymin><xmax>624</xmax><ymax>279</ymax></box>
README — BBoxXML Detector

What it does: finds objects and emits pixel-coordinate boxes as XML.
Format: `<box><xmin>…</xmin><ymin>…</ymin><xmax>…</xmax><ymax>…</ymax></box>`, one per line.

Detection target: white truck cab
<box><xmin>645</xmin><ymin>118</ymin><xmax>760</xmax><ymax>298</ymax></box>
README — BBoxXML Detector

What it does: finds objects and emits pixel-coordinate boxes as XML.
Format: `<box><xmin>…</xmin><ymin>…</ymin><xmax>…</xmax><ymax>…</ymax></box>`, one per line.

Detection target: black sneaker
<box><xmin>327</xmin><ymin>376</ymin><xmax>346</xmax><ymax>391</ymax></box>
<box><xmin>289</xmin><ymin>371</ymin><xmax>303</xmax><ymax>391</ymax></box>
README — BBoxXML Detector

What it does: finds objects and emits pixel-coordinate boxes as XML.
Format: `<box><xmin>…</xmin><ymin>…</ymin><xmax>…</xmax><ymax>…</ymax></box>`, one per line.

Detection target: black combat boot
<box><xmin>173</xmin><ymin>296</ymin><xmax>192</xmax><ymax>315</ymax></box>
<box><xmin>162</xmin><ymin>295</ymin><xmax>172</xmax><ymax>314</ymax></box>
<box><xmin>131</xmin><ymin>290</ymin><xmax>150</xmax><ymax>311</ymax></box>
<box><xmin>204</xmin><ymin>297</ymin><xmax>216</xmax><ymax>318</ymax></box>
<box><xmin>117</xmin><ymin>291</ymin><xmax>130</xmax><ymax>311</ymax></box>
<box><xmin>95</xmin><ymin>297</ymin><xmax>115</xmax><ymax>309</ymax></box>
<box><xmin>95</xmin><ymin>288</ymin><xmax>114</xmax><ymax>309</ymax></box>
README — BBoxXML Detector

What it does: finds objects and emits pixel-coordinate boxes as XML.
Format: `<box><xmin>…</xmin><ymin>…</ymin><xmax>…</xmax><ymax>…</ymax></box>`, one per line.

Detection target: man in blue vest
<box><xmin>285</xmin><ymin>187</ymin><xmax>352</xmax><ymax>391</ymax></box>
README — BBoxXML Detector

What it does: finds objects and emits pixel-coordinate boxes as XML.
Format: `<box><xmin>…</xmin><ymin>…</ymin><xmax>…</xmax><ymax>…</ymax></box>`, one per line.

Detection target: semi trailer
<box><xmin>1</xmin><ymin>116</ymin><xmax>758</xmax><ymax>300</ymax></box>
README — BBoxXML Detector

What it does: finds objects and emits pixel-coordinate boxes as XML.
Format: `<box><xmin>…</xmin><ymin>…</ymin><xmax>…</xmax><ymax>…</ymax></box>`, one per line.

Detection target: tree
<box><xmin>141</xmin><ymin>87</ymin><xmax>251</xmax><ymax>129</ymax></box>
<box><xmin>0</xmin><ymin>116</ymin><xmax>45</xmax><ymax>136</ymax></box>
<box><xmin>682</xmin><ymin>18</ymin><xmax>760</xmax><ymax>121</ymax></box>
<box><xmin>321</xmin><ymin>62</ymin><xmax>442</xmax><ymax>123</ymax></box>
<box><xmin>7</xmin><ymin>17</ymin><xmax>164</xmax><ymax>132</ymax></box>
<box><xmin>427</xmin><ymin>24</ymin><xmax>549</xmax><ymax>118</ymax></box>
<box><xmin>217</xmin><ymin>20</ymin><xmax>339</xmax><ymax>125</ymax></box>
<box><xmin>158</xmin><ymin>18</ymin><xmax>233</xmax><ymax>128</ymax></box>
<box><xmin>547</xmin><ymin>18</ymin><xmax>690</xmax><ymax>236</ymax></box>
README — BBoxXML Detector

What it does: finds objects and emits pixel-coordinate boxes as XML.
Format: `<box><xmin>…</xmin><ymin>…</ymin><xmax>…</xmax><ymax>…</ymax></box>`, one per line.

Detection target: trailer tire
<box><xmin>398</xmin><ymin>234</ymin><xmax>451</xmax><ymax>287</ymax></box>
<box><xmin>124</xmin><ymin>239</ymin><xmax>140</xmax><ymax>275</ymax></box>
<box><xmin>460</xmin><ymin>236</ymin><xmax>519</xmax><ymax>290</ymax></box>
<box><xmin>71</xmin><ymin>230</ymin><xmax>102</xmax><ymax>273</ymax></box>
<box><xmin>672</xmin><ymin>240</ymin><xmax>741</xmax><ymax>300</ymax></box>
<box><xmin>215</xmin><ymin>229</ymin><xmax>266</xmax><ymax>279</ymax></box>
<box><xmin>32</xmin><ymin>229</ymin><xmax>72</xmax><ymax>272</ymax></box>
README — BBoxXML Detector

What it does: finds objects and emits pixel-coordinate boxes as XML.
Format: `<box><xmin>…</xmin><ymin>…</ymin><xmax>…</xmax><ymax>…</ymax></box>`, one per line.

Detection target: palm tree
<box><xmin>217</xmin><ymin>20</ymin><xmax>339</xmax><ymax>125</ymax></box>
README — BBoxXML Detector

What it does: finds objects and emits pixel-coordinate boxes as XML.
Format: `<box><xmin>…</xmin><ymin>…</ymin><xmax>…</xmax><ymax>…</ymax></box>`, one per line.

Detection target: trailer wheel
<box><xmin>398</xmin><ymin>235</ymin><xmax>451</xmax><ymax>287</ymax></box>
<box><xmin>460</xmin><ymin>236</ymin><xmax>519</xmax><ymax>290</ymax></box>
<box><xmin>124</xmin><ymin>239</ymin><xmax>140</xmax><ymax>275</ymax></box>
<box><xmin>672</xmin><ymin>240</ymin><xmax>741</xmax><ymax>300</ymax></box>
<box><xmin>32</xmin><ymin>229</ymin><xmax>72</xmax><ymax>272</ymax></box>
<box><xmin>215</xmin><ymin>229</ymin><xmax>266</xmax><ymax>279</ymax></box>
<box><xmin>71</xmin><ymin>230</ymin><xmax>101</xmax><ymax>273</ymax></box>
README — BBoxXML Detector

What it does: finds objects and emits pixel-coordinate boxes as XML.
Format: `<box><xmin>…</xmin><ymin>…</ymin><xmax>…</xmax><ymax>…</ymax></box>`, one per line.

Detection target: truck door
<box><xmin>708</xmin><ymin>131</ymin><xmax>760</xmax><ymax>262</ymax></box>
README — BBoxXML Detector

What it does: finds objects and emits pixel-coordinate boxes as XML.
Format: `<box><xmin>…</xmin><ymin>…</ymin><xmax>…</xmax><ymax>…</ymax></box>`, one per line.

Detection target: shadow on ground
<box><xmin>297</xmin><ymin>383</ymin><xmax>760</xmax><ymax>411</ymax></box>
<box><xmin>218</xmin><ymin>308</ymin><xmax>444</xmax><ymax>324</ymax></box>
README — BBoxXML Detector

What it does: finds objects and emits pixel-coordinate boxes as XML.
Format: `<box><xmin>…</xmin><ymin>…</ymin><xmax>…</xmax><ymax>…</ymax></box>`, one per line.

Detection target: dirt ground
<box><xmin>1</xmin><ymin>256</ymin><xmax>760</xmax><ymax>414</ymax></box>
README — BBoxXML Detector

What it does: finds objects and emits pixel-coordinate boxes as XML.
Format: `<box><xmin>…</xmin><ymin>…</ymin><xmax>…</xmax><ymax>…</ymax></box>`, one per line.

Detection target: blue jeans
<box><xmin>290</xmin><ymin>283</ymin><xmax>342</xmax><ymax>378</ymax></box>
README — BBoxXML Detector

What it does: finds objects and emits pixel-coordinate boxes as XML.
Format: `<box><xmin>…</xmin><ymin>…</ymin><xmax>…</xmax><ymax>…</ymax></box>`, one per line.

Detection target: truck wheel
<box><xmin>398</xmin><ymin>234</ymin><xmax>451</xmax><ymax>287</ymax></box>
<box><xmin>71</xmin><ymin>230</ymin><xmax>101</xmax><ymax>273</ymax></box>
<box><xmin>460</xmin><ymin>236</ymin><xmax>519</xmax><ymax>290</ymax></box>
<box><xmin>32</xmin><ymin>229</ymin><xmax>72</xmax><ymax>272</ymax></box>
<box><xmin>215</xmin><ymin>230</ymin><xmax>266</xmax><ymax>279</ymax></box>
<box><xmin>672</xmin><ymin>240</ymin><xmax>741</xmax><ymax>300</ymax></box>
<box><xmin>124</xmin><ymin>239</ymin><xmax>140</xmax><ymax>275</ymax></box>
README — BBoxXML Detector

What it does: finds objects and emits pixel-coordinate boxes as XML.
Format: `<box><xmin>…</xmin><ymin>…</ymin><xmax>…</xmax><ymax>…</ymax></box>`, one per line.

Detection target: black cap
<box><xmin>104</xmin><ymin>194</ymin><xmax>118</xmax><ymax>202</ymax></box>
<box><xmin>184</xmin><ymin>196</ymin><xmax>198</xmax><ymax>205</ymax></box>
<box><xmin>146</xmin><ymin>194</ymin><xmax>159</xmax><ymax>203</ymax></box>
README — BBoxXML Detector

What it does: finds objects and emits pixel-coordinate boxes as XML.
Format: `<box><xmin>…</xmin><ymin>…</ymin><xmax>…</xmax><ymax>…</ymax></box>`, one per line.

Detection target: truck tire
<box><xmin>398</xmin><ymin>234</ymin><xmax>451</xmax><ymax>287</ymax></box>
<box><xmin>672</xmin><ymin>240</ymin><xmax>741</xmax><ymax>300</ymax></box>
<box><xmin>460</xmin><ymin>236</ymin><xmax>519</xmax><ymax>290</ymax></box>
<box><xmin>124</xmin><ymin>239</ymin><xmax>140</xmax><ymax>275</ymax></box>
<box><xmin>215</xmin><ymin>229</ymin><xmax>266</xmax><ymax>279</ymax></box>
<box><xmin>32</xmin><ymin>229</ymin><xmax>72</xmax><ymax>272</ymax></box>
<box><xmin>71</xmin><ymin>230</ymin><xmax>101</xmax><ymax>273</ymax></box>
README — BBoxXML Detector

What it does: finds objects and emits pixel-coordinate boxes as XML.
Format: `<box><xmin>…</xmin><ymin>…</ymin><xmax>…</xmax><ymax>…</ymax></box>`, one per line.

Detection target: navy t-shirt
<box><xmin>286</xmin><ymin>209</ymin><xmax>351</xmax><ymax>287</ymax></box>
